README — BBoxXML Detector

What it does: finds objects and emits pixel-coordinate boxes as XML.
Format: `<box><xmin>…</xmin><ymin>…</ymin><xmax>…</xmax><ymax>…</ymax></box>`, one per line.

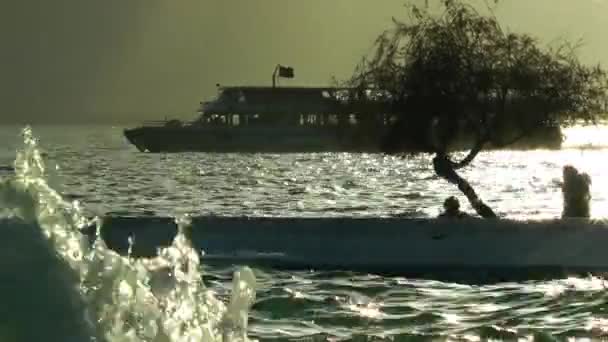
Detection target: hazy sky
<box><xmin>1</xmin><ymin>0</ymin><xmax>607</xmax><ymax>124</ymax></box>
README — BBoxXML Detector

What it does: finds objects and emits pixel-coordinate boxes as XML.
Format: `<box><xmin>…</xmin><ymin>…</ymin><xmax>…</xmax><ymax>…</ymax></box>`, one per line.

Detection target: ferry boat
<box><xmin>123</xmin><ymin>67</ymin><xmax>563</xmax><ymax>153</ymax></box>
<box><xmin>124</xmin><ymin>85</ymin><xmax>400</xmax><ymax>153</ymax></box>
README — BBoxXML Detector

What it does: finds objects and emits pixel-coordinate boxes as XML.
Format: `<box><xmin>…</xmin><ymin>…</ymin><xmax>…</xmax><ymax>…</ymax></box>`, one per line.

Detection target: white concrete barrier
<box><xmin>99</xmin><ymin>216</ymin><xmax>608</xmax><ymax>278</ymax></box>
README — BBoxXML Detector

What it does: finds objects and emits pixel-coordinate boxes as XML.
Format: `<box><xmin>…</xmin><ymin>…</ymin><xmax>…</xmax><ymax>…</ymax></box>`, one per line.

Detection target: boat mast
<box><xmin>272</xmin><ymin>65</ymin><xmax>279</xmax><ymax>88</ymax></box>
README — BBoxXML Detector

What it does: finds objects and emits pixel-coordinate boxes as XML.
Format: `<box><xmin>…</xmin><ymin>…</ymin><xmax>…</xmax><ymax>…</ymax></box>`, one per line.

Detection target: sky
<box><xmin>1</xmin><ymin>0</ymin><xmax>607</xmax><ymax>124</ymax></box>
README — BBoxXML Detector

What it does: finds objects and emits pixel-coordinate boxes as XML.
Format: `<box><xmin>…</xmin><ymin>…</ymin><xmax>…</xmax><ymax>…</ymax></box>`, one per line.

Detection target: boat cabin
<box><xmin>197</xmin><ymin>86</ymin><xmax>395</xmax><ymax>128</ymax></box>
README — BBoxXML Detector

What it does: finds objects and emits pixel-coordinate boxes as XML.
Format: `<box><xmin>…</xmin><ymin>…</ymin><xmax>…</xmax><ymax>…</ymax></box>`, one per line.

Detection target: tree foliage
<box><xmin>348</xmin><ymin>0</ymin><xmax>608</xmax><ymax>217</ymax></box>
<box><xmin>349</xmin><ymin>0</ymin><xmax>608</xmax><ymax>155</ymax></box>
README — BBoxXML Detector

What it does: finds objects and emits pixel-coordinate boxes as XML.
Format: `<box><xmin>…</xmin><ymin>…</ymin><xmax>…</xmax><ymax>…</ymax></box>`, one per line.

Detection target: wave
<box><xmin>0</xmin><ymin>127</ymin><xmax>257</xmax><ymax>342</ymax></box>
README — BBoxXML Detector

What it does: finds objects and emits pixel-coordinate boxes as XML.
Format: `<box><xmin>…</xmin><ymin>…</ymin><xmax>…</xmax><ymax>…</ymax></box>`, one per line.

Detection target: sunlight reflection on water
<box><xmin>0</xmin><ymin>124</ymin><xmax>607</xmax><ymax>220</ymax></box>
<box><xmin>563</xmin><ymin>124</ymin><xmax>608</xmax><ymax>148</ymax></box>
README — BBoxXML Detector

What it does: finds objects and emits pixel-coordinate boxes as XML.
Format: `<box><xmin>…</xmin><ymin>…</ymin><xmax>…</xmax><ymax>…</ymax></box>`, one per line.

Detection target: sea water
<box><xmin>2</xmin><ymin>125</ymin><xmax>608</xmax><ymax>340</ymax></box>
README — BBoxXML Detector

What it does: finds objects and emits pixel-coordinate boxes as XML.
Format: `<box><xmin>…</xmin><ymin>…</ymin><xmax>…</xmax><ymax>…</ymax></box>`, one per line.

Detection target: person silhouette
<box><xmin>438</xmin><ymin>196</ymin><xmax>471</xmax><ymax>218</ymax></box>
<box><xmin>561</xmin><ymin>165</ymin><xmax>591</xmax><ymax>218</ymax></box>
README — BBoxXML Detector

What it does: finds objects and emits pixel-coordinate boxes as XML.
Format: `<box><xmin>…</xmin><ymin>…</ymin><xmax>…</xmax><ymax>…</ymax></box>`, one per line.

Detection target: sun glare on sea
<box><xmin>562</xmin><ymin>124</ymin><xmax>608</xmax><ymax>149</ymax></box>
<box><xmin>552</xmin><ymin>125</ymin><xmax>608</xmax><ymax>218</ymax></box>
<box><xmin>467</xmin><ymin>124</ymin><xmax>608</xmax><ymax>219</ymax></box>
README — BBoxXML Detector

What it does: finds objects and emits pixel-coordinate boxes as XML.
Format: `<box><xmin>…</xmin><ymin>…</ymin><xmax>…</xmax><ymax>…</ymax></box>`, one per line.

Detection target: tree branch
<box><xmin>433</xmin><ymin>152</ymin><xmax>497</xmax><ymax>218</ymax></box>
<box><xmin>452</xmin><ymin>137</ymin><xmax>487</xmax><ymax>169</ymax></box>
<box><xmin>447</xmin><ymin>111</ymin><xmax>491</xmax><ymax>170</ymax></box>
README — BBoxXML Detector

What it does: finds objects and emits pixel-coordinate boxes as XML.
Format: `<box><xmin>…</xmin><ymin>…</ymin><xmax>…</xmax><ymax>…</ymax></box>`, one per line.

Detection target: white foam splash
<box><xmin>0</xmin><ymin>126</ymin><xmax>257</xmax><ymax>342</ymax></box>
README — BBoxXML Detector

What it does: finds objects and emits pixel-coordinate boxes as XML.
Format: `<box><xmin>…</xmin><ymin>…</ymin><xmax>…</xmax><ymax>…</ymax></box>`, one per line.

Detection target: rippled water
<box><xmin>1</xmin><ymin>125</ymin><xmax>607</xmax><ymax>220</ymax></box>
<box><xmin>2</xmin><ymin>124</ymin><xmax>608</xmax><ymax>341</ymax></box>
<box><xmin>245</xmin><ymin>270</ymin><xmax>608</xmax><ymax>340</ymax></box>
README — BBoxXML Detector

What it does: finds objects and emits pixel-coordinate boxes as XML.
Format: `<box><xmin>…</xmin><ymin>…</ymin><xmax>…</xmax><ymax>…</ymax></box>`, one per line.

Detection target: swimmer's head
<box><xmin>443</xmin><ymin>196</ymin><xmax>460</xmax><ymax>212</ymax></box>
<box><xmin>563</xmin><ymin>165</ymin><xmax>578</xmax><ymax>180</ymax></box>
<box><xmin>563</xmin><ymin>165</ymin><xmax>591</xmax><ymax>188</ymax></box>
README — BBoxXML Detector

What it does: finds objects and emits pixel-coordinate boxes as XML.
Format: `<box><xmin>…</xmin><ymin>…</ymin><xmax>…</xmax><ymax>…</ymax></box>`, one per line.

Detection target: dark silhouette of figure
<box><xmin>439</xmin><ymin>196</ymin><xmax>471</xmax><ymax>218</ymax></box>
<box><xmin>562</xmin><ymin>165</ymin><xmax>591</xmax><ymax>218</ymax></box>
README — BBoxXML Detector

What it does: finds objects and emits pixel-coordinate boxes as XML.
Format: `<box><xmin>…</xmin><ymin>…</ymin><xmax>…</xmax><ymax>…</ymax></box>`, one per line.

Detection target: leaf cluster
<box><xmin>349</xmin><ymin>0</ymin><xmax>608</xmax><ymax>153</ymax></box>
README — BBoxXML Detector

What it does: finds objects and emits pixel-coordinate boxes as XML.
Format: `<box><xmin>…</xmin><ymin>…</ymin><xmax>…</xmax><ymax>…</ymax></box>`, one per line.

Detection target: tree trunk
<box><xmin>433</xmin><ymin>152</ymin><xmax>497</xmax><ymax>218</ymax></box>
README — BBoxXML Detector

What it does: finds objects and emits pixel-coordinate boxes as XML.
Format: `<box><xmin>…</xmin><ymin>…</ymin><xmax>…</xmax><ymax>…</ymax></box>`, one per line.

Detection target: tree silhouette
<box><xmin>348</xmin><ymin>0</ymin><xmax>608</xmax><ymax>217</ymax></box>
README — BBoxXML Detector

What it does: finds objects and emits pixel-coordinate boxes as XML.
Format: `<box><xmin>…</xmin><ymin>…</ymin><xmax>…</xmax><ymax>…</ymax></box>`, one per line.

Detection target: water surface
<box><xmin>1</xmin><ymin>125</ymin><xmax>608</xmax><ymax>341</ymax></box>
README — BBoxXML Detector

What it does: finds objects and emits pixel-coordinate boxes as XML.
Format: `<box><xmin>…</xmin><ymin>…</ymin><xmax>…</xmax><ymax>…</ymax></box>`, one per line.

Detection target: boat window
<box><xmin>328</xmin><ymin>114</ymin><xmax>339</xmax><ymax>125</ymax></box>
<box><xmin>217</xmin><ymin>90</ymin><xmax>233</xmax><ymax>103</ymax></box>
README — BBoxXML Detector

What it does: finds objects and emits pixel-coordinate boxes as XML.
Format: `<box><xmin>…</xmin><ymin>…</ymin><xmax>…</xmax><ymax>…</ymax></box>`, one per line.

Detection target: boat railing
<box><xmin>139</xmin><ymin>119</ymin><xmax>195</xmax><ymax>127</ymax></box>
<box><xmin>141</xmin><ymin>120</ymin><xmax>171</xmax><ymax>126</ymax></box>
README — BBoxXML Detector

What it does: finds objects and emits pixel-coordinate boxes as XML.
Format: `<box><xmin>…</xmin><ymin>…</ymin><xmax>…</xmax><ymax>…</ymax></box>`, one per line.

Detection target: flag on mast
<box><xmin>278</xmin><ymin>66</ymin><xmax>294</xmax><ymax>78</ymax></box>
